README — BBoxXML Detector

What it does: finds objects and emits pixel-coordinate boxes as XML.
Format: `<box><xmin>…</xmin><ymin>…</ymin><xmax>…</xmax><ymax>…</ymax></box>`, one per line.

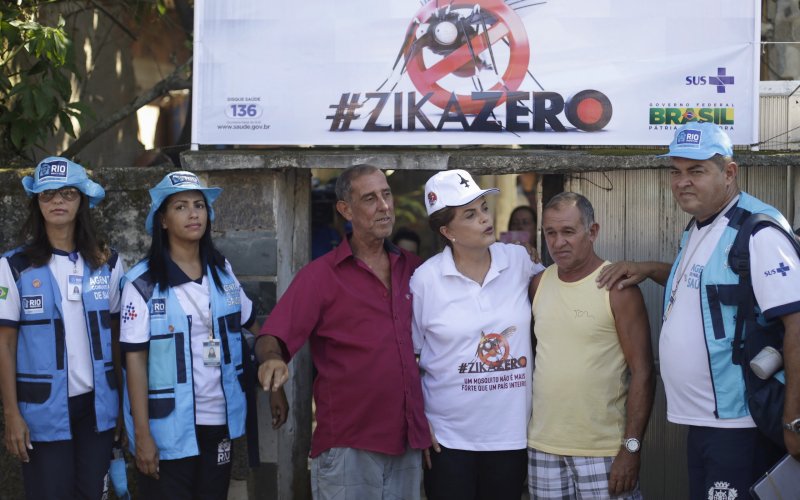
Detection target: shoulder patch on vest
<box><xmin>131</xmin><ymin>271</ymin><xmax>156</xmax><ymax>304</ymax></box>
<box><xmin>725</xmin><ymin>206</ymin><xmax>752</xmax><ymax>230</ymax></box>
<box><xmin>6</xmin><ymin>251</ymin><xmax>31</xmax><ymax>282</ymax></box>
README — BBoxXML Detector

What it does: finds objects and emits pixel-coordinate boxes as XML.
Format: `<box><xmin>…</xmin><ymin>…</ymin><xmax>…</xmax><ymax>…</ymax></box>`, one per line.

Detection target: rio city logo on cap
<box><xmin>169</xmin><ymin>172</ymin><xmax>200</xmax><ymax>186</ymax></box>
<box><xmin>39</xmin><ymin>160</ymin><xmax>69</xmax><ymax>182</ymax></box>
<box><xmin>676</xmin><ymin>129</ymin><xmax>702</xmax><ymax>148</ymax></box>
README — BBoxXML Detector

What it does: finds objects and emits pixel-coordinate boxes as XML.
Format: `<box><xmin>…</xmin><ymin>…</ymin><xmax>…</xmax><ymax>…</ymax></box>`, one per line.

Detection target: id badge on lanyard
<box><xmin>203</xmin><ymin>338</ymin><xmax>221</xmax><ymax>367</ymax></box>
<box><xmin>66</xmin><ymin>251</ymin><xmax>82</xmax><ymax>301</ymax></box>
<box><xmin>67</xmin><ymin>275</ymin><xmax>82</xmax><ymax>301</ymax></box>
<box><xmin>185</xmin><ymin>280</ymin><xmax>222</xmax><ymax>367</ymax></box>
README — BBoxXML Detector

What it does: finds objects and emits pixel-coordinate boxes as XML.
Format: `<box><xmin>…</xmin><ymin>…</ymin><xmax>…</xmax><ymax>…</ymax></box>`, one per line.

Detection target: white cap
<box><xmin>424</xmin><ymin>170</ymin><xmax>499</xmax><ymax>216</ymax></box>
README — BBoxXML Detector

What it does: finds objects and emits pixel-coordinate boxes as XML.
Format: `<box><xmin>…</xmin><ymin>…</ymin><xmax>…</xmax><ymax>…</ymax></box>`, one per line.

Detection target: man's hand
<box><xmin>608</xmin><ymin>448</ymin><xmax>640</xmax><ymax>495</ymax></box>
<box><xmin>258</xmin><ymin>357</ymin><xmax>289</xmax><ymax>392</ymax></box>
<box><xmin>423</xmin><ymin>422</ymin><xmax>441</xmax><ymax>470</ymax></box>
<box><xmin>3</xmin><ymin>410</ymin><xmax>32</xmax><ymax>462</ymax></box>
<box><xmin>135</xmin><ymin>432</ymin><xmax>159</xmax><ymax>479</ymax></box>
<box><xmin>596</xmin><ymin>262</ymin><xmax>648</xmax><ymax>290</ymax></box>
<box><xmin>270</xmin><ymin>387</ymin><xmax>289</xmax><ymax>429</ymax></box>
<box><xmin>597</xmin><ymin>261</ymin><xmax>672</xmax><ymax>289</ymax></box>
<box><xmin>782</xmin><ymin>312</ymin><xmax>800</xmax><ymax>460</ymax></box>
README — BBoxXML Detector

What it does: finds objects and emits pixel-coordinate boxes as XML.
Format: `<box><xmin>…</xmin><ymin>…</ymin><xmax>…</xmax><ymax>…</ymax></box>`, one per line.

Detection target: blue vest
<box><xmin>663</xmin><ymin>193</ymin><xmax>790</xmax><ymax>419</ymax></box>
<box><xmin>6</xmin><ymin>249</ymin><xmax>119</xmax><ymax>442</ymax></box>
<box><xmin>122</xmin><ymin>260</ymin><xmax>247</xmax><ymax>460</ymax></box>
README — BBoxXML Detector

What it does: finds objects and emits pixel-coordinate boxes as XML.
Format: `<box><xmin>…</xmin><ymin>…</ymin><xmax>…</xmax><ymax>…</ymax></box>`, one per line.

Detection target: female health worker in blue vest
<box><xmin>120</xmin><ymin>171</ymin><xmax>287</xmax><ymax>499</ymax></box>
<box><xmin>0</xmin><ymin>157</ymin><xmax>124</xmax><ymax>499</ymax></box>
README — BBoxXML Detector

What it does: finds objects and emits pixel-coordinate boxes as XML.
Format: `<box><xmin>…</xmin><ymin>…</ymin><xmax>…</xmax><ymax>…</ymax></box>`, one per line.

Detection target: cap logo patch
<box><xmin>38</xmin><ymin>160</ymin><xmax>69</xmax><ymax>182</ymax></box>
<box><xmin>169</xmin><ymin>173</ymin><xmax>200</xmax><ymax>187</ymax></box>
<box><xmin>458</xmin><ymin>173</ymin><xmax>470</xmax><ymax>188</ymax></box>
<box><xmin>676</xmin><ymin>130</ymin><xmax>702</xmax><ymax>148</ymax></box>
<box><xmin>427</xmin><ymin>191</ymin><xmax>438</xmax><ymax>206</ymax></box>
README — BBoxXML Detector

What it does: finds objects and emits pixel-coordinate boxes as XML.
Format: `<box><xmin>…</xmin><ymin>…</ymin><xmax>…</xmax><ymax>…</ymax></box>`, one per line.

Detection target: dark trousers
<box><xmin>687</xmin><ymin>426</ymin><xmax>783</xmax><ymax>500</ymax></box>
<box><xmin>137</xmin><ymin>425</ymin><xmax>232</xmax><ymax>500</ymax></box>
<box><xmin>423</xmin><ymin>445</ymin><xmax>527</xmax><ymax>500</ymax></box>
<box><xmin>21</xmin><ymin>391</ymin><xmax>115</xmax><ymax>500</ymax></box>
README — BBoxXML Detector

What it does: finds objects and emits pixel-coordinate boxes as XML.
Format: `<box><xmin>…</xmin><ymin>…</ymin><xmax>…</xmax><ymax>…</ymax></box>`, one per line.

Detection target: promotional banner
<box><xmin>191</xmin><ymin>0</ymin><xmax>759</xmax><ymax>146</ymax></box>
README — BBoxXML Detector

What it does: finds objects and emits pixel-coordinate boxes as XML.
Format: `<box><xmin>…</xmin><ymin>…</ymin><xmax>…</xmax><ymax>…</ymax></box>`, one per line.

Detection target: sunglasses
<box><xmin>38</xmin><ymin>187</ymin><xmax>80</xmax><ymax>202</ymax></box>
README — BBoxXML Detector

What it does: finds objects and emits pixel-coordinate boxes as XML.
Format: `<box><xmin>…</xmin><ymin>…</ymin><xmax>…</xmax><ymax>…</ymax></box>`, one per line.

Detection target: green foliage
<box><xmin>393</xmin><ymin>187</ymin><xmax>427</xmax><ymax>229</ymax></box>
<box><xmin>0</xmin><ymin>2</ymin><xmax>90</xmax><ymax>155</ymax></box>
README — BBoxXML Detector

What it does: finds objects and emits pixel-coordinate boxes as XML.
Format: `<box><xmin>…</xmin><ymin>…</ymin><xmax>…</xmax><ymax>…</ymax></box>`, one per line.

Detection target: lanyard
<box><xmin>663</xmin><ymin>197</ymin><xmax>738</xmax><ymax>323</ymax></box>
<box><xmin>68</xmin><ymin>250</ymin><xmax>79</xmax><ymax>274</ymax></box>
<box><xmin>182</xmin><ymin>280</ymin><xmax>214</xmax><ymax>341</ymax></box>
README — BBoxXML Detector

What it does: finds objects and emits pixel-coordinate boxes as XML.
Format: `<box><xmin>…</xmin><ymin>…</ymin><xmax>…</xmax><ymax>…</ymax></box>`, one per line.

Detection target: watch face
<box><xmin>625</xmin><ymin>438</ymin><xmax>640</xmax><ymax>452</ymax></box>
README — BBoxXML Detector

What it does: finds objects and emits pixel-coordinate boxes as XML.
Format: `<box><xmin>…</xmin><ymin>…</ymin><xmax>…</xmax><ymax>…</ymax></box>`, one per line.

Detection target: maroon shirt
<box><xmin>259</xmin><ymin>237</ymin><xmax>430</xmax><ymax>458</ymax></box>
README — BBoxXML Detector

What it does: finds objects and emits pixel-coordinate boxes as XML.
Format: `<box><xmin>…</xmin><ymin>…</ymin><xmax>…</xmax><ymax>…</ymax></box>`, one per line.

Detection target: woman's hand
<box><xmin>423</xmin><ymin>422</ymin><xmax>441</xmax><ymax>470</ymax></box>
<box><xmin>135</xmin><ymin>432</ymin><xmax>160</xmax><ymax>479</ymax></box>
<box><xmin>3</xmin><ymin>410</ymin><xmax>32</xmax><ymax>462</ymax></box>
<box><xmin>523</xmin><ymin>242</ymin><xmax>541</xmax><ymax>264</ymax></box>
<box><xmin>270</xmin><ymin>387</ymin><xmax>289</xmax><ymax>429</ymax></box>
<box><xmin>508</xmin><ymin>240</ymin><xmax>541</xmax><ymax>264</ymax></box>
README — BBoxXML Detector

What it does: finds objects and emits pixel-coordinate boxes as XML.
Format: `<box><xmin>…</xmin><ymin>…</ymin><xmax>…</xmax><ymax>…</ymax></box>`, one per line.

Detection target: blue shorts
<box><xmin>686</xmin><ymin>426</ymin><xmax>783</xmax><ymax>500</ymax></box>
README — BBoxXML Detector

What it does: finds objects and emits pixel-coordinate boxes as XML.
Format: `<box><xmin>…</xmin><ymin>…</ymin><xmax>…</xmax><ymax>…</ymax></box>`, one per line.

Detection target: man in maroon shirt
<box><xmin>255</xmin><ymin>164</ymin><xmax>430</xmax><ymax>499</ymax></box>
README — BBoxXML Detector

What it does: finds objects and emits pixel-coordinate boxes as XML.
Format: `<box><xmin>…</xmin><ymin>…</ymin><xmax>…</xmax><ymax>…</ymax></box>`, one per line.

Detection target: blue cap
<box><xmin>22</xmin><ymin>157</ymin><xmax>105</xmax><ymax>208</ymax></box>
<box><xmin>659</xmin><ymin>122</ymin><xmax>733</xmax><ymax>160</ymax></box>
<box><xmin>146</xmin><ymin>171</ymin><xmax>222</xmax><ymax>234</ymax></box>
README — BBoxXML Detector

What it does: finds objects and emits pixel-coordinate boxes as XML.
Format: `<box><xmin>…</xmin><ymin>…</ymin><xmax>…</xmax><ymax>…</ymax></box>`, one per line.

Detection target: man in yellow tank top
<box><xmin>528</xmin><ymin>192</ymin><xmax>655</xmax><ymax>499</ymax></box>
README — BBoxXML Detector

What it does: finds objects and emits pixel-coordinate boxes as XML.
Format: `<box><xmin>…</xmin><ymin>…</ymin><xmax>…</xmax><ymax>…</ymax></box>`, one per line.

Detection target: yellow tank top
<box><xmin>528</xmin><ymin>262</ymin><xmax>628</xmax><ymax>456</ymax></box>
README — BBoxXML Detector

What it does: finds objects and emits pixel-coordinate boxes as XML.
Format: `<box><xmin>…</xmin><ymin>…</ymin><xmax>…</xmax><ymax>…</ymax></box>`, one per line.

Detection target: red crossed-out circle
<box><xmin>405</xmin><ymin>0</ymin><xmax>530</xmax><ymax>115</ymax></box>
<box><xmin>477</xmin><ymin>333</ymin><xmax>510</xmax><ymax>367</ymax></box>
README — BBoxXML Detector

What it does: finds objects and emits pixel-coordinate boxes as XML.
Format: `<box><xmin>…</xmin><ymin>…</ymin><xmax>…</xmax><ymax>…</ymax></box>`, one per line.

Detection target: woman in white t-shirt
<box><xmin>411</xmin><ymin>170</ymin><xmax>544</xmax><ymax>500</ymax></box>
<box><xmin>121</xmin><ymin>171</ymin><xmax>287</xmax><ymax>499</ymax></box>
<box><xmin>0</xmin><ymin>157</ymin><xmax>124</xmax><ymax>499</ymax></box>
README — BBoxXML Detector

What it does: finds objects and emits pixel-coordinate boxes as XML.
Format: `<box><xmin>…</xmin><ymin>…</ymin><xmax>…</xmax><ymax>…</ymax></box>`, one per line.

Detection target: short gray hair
<box><xmin>335</xmin><ymin>164</ymin><xmax>382</xmax><ymax>202</ymax></box>
<box><xmin>544</xmin><ymin>192</ymin><xmax>595</xmax><ymax>229</ymax></box>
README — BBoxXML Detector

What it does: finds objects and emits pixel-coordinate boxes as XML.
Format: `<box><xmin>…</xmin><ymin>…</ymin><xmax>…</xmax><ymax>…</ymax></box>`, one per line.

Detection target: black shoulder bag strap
<box><xmin>728</xmin><ymin>213</ymin><xmax>800</xmax><ymax>364</ymax></box>
<box><xmin>728</xmin><ymin>213</ymin><xmax>800</xmax><ymax>448</ymax></box>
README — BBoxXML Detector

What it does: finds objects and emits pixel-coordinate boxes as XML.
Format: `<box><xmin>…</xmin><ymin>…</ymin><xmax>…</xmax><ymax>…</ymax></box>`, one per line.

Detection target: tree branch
<box><xmin>61</xmin><ymin>57</ymin><xmax>192</xmax><ymax>159</ymax></box>
<box><xmin>87</xmin><ymin>0</ymin><xmax>138</xmax><ymax>41</ymax></box>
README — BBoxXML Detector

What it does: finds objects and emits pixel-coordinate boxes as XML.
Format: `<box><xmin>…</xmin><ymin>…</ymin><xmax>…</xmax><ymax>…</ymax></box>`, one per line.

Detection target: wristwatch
<box><xmin>783</xmin><ymin>418</ymin><xmax>800</xmax><ymax>434</ymax></box>
<box><xmin>623</xmin><ymin>437</ymin><xmax>641</xmax><ymax>453</ymax></box>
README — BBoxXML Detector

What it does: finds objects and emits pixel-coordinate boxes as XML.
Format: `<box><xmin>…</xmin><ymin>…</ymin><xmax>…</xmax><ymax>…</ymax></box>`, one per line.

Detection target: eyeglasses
<box><xmin>38</xmin><ymin>187</ymin><xmax>80</xmax><ymax>202</ymax></box>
